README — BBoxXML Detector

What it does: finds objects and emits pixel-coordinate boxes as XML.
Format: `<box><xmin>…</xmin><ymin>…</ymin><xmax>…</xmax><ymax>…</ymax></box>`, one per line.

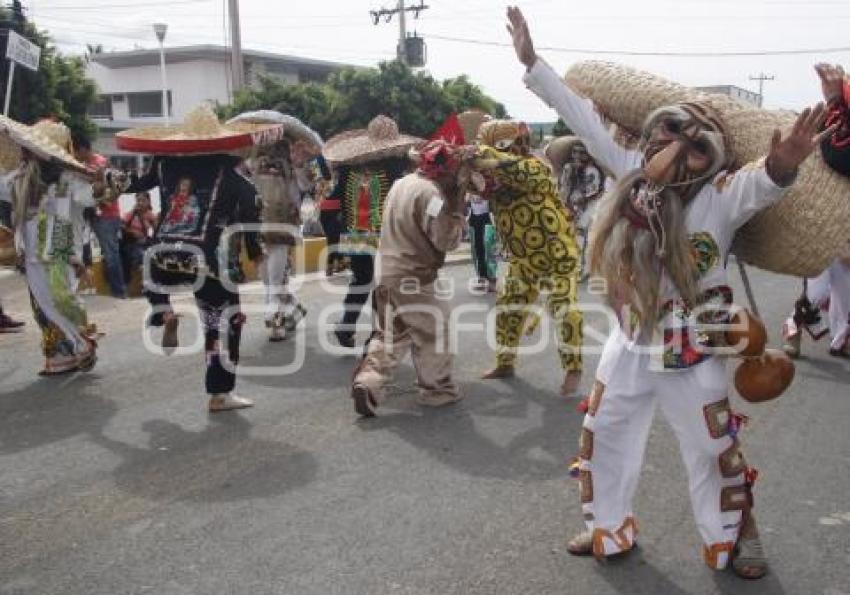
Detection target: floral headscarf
<box><xmin>416</xmin><ymin>139</ymin><xmax>464</xmax><ymax>180</ymax></box>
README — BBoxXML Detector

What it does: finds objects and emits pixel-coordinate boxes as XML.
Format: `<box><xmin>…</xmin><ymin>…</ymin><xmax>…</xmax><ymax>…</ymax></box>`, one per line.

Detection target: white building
<box><xmin>696</xmin><ymin>85</ymin><xmax>762</xmax><ymax>107</ymax></box>
<box><xmin>85</xmin><ymin>45</ymin><xmax>353</xmax><ymax>169</ymax></box>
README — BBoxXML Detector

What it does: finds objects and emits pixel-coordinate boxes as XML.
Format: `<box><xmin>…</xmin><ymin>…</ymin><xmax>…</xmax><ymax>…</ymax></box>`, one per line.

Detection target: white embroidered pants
<box><xmin>261</xmin><ymin>244</ymin><xmax>299</xmax><ymax>325</ymax></box>
<box><xmin>579</xmin><ymin>331</ymin><xmax>749</xmax><ymax>568</ymax></box>
<box><xmin>808</xmin><ymin>258</ymin><xmax>850</xmax><ymax>351</ymax></box>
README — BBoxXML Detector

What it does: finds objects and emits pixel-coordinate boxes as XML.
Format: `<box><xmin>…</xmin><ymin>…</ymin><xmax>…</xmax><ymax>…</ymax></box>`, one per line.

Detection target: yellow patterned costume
<box><xmin>479</xmin><ymin>145</ymin><xmax>583</xmax><ymax>372</ymax></box>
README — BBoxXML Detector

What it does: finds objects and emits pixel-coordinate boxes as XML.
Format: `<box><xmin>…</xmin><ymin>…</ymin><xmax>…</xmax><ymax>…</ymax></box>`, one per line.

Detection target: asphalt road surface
<box><xmin>1</xmin><ymin>260</ymin><xmax>849</xmax><ymax>595</ymax></box>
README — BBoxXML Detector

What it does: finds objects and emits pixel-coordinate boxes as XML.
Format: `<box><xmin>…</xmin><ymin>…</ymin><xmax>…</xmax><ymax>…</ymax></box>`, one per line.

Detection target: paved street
<box><xmin>1</xmin><ymin>260</ymin><xmax>849</xmax><ymax>595</ymax></box>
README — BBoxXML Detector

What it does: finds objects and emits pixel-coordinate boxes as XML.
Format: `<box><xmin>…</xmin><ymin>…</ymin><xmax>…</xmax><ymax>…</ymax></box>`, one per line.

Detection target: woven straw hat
<box><xmin>226</xmin><ymin>110</ymin><xmax>323</xmax><ymax>154</ymax></box>
<box><xmin>0</xmin><ymin>115</ymin><xmax>89</xmax><ymax>174</ymax></box>
<box><xmin>116</xmin><ymin>103</ymin><xmax>286</xmax><ymax>156</ymax></box>
<box><xmin>323</xmin><ymin>115</ymin><xmax>423</xmax><ymax>166</ymax></box>
<box><xmin>457</xmin><ymin>110</ymin><xmax>491</xmax><ymax>145</ymax></box>
<box><xmin>544</xmin><ymin>135</ymin><xmax>585</xmax><ymax>174</ymax></box>
<box><xmin>564</xmin><ymin>60</ymin><xmax>850</xmax><ymax>277</ymax></box>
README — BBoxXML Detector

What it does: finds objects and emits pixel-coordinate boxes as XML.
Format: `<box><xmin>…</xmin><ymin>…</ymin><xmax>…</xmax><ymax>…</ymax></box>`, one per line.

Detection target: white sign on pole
<box><xmin>6</xmin><ymin>30</ymin><xmax>41</xmax><ymax>72</ymax></box>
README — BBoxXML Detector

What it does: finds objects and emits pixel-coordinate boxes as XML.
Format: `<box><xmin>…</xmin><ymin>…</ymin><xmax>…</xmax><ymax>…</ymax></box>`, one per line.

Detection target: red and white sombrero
<box><xmin>116</xmin><ymin>104</ymin><xmax>286</xmax><ymax>155</ymax></box>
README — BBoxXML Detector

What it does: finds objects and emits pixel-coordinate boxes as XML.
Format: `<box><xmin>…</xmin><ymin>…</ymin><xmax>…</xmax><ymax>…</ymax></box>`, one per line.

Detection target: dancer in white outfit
<box><xmin>783</xmin><ymin>258</ymin><xmax>850</xmax><ymax>357</ymax></box>
<box><xmin>782</xmin><ymin>63</ymin><xmax>850</xmax><ymax>359</ymax></box>
<box><xmin>507</xmin><ymin>6</ymin><xmax>830</xmax><ymax>579</ymax></box>
<box><xmin>228</xmin><ymin>111</ymin><xmax>323</xmax><ymax>342</ymax></box>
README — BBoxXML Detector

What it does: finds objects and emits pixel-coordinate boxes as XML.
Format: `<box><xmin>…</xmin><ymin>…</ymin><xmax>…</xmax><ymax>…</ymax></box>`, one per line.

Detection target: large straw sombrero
<box><xmin>226</xmin><ymin>110</ymin><xmax>323</xmax><ymax>154</ymax></box>
<box><xmin>323</xmin><ymin>115</ymin><xmax>423</xmax><ymax>166</ymax></box>
<box><xmin>564</xmin><ymin>60</ymin><xmax>850</xmax><ymax>278</ymax></box>
<box><xmin>116</xmin><ymin>104</ymin><xmax>286</xmax><ymax>155</ymax></box>
<box><xmin>0</xmin><ymin>115</ymin><xmax>89</xmax><ymax>174</ymax></box>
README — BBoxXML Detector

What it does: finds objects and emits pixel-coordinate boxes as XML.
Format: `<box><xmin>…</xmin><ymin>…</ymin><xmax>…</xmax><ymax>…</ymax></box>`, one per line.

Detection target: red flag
<box><xmin>430</xmin><ymin>112</ymin><xmax>465</xmax><ymax>144</ymax></box>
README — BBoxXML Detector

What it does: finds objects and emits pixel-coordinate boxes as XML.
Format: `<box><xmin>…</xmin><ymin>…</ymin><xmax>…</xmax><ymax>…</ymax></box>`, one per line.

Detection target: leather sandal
<box><xmin>732</xmin><ymin>536</ymin><xmax>768</xmax><ymax>579</ymax></box>
<box><xmin>732</xmin><ymin>516</ymin><xmax>768</xmax><ymax>580</ymax></box>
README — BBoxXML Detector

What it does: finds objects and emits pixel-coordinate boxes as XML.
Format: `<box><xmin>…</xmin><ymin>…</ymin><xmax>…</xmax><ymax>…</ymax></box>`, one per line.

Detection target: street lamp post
<box><xmin>153</xmin><ymin>23</ymin><xmax>169</xmax><ymax>124</ymax></box>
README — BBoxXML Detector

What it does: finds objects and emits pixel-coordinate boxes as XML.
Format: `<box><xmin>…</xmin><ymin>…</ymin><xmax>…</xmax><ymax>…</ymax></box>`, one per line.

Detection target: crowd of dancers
<box><xmin>2</xmin><ymin>6</ymin><xmax>849</xmax><ymax>582</ymax></box>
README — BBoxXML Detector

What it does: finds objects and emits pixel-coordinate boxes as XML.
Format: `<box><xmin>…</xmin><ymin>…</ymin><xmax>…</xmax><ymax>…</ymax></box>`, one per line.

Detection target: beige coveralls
<box><xmin>353</xmin><ymin>173</ymin><xmax>466</xmax><ymax>405</ymax></box>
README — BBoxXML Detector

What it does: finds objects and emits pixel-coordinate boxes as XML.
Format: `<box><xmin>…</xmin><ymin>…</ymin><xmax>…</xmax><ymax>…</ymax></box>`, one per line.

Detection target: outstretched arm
<box><xmin>724</xmin><ymin>104</ymin><xmax>832</xmax><ymax>230</ymax></box>
<box><xmin>474</xmin><ymin>145</ymin><xmax>557</xmax><ymax>198</ymax></box>
<box><xmin>506</xmin><ymin>6</ymin><xmax>640</xmax><ymax>177</ymax></box>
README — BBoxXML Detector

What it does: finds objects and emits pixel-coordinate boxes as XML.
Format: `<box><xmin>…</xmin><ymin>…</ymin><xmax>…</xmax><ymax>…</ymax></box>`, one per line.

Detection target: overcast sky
<box><xmin>28</xmin><ymin>0</ymin><xmax>849</xmax><ymax>122</ymax></box>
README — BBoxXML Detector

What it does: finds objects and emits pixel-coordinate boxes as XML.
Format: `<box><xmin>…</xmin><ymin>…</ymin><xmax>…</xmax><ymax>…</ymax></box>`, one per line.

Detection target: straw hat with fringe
<box><xmin>226</xmin><ymin>110</ymin><xmax>323</xmax><ymax>154</ymax></box>
<box><xmin>564</xmin><ymin>60</ymin><xmax>850</xmax><ymax>278</ymax></box>
<box><xmin>116</xmin><ymin>103</ymin><xmax>286</xmax><ymax>156</ymax></box>
<box><xmin>323</xmin><ymin>115</ymin><xmax>423</xmax><ymax>166</ymax></box>
<box><xmin>0</xmin><ymin>116</ymin><xmax>89</xmax><ymax>174</ymax></box>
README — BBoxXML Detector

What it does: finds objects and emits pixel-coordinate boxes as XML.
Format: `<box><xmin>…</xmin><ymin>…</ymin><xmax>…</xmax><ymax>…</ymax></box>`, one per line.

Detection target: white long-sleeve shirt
<box><xmin>524</xmin><ymin>58</ymin><xmax>791</xmax><ymax>368</ymax></box>
<box><xmin>524</xmin><ymin>58</ymin><xmax>789</xmax><ymax>298</ymax></box>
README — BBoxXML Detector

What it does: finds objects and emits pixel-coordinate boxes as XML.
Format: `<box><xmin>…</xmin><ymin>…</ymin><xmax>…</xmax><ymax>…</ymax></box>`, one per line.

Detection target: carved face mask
<box><xmin>477</xmin><ymin>120</ymin><xmax>531</xmax><ymax>156</ymax></box>
<box><xmin>640</xmin><ymin>102</ymin><xmax>730</xmax><ymax>202</ymax></box>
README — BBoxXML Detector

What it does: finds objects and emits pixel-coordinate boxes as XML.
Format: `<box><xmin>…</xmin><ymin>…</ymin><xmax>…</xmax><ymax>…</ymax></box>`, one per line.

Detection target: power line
<box><xmin>425</xmin><ymin>34</ymin><xmax>850</xmax><ymax>57</ymax></box>
<box><xmin>30</xmin><ymin>0</ymin><xmax>211</xmax><ymax>8</ymax></box>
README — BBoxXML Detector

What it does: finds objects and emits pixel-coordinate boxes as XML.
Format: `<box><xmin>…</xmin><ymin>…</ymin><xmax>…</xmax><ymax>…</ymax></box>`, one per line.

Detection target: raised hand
<box><xmin>814</xmin><ymin>63</ymin><xmax>846</xmax><ymax>104</ymax></box>
<box><xmin>766</xmin><ymin>102</ymin><xmax>836</xmax><ymax>184</ymax></box>
<box><xmin>506</xmin><ymin>6</ymin><xmax>537</xmax><ymax>69</ymax></box>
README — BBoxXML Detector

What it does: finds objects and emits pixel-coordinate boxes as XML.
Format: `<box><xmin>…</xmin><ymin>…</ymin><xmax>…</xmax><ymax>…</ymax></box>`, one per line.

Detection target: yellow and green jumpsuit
<box><xmin>480</xmin><ymin>146</ymin><xmax>583</xmax><ymax>373</ymax></box>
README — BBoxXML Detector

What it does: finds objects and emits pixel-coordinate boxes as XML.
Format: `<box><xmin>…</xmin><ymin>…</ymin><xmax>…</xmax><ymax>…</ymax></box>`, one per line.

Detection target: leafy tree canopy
<box><xmin>552</xmin><ymin>118</ymin><xmax>572</xmax><ymax>138</ymax></box>
<box><xmin>1</xmin><ymin>8</ymin><xmax>98</xmax><ymax>141</ymax></box>
<box><xmin>223</xmin><ymin>61</ymin><xmax>508</xmax><ymax>140</ymax></box>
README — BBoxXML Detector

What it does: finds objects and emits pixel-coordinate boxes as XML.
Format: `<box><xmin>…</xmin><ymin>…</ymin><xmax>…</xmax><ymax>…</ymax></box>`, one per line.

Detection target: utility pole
<box><xmin>749</xmin><ymin>72</ymin><xmax>774</xmax><ymax>107</ymax></box>
<box><xmin>397</xmin><ymin>0</ymin><xmax>406</xmax><ymax>64</ymax></box>
<box><xmin>370</xmin><ymin>1</ymin><xmax>429</xmax><ymax>65</ymax></box>
<box><xmin>228</xmin><ymin>0</ymin><xmax>245</xmax><ymax>91</ymax></box>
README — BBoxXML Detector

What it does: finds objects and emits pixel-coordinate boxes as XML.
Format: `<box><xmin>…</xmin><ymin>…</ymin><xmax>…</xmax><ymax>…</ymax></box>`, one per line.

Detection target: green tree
<box><xmin>0</xmin><ymin>8</ymin><xmax>98</xmax><ymax>140</ymax></box>
<box><xmin>442</xmin><ymin>75</ymin><xmax>507</xmax><ymax>119</ymax></box>
<box><xmin>325</xmin><ymin>61</ymin><xmax>452</xmax><ymax>138</ymax></box>
<box><xmin>552</xmin><ymin>118</ymin><xmax>572</xmax><ymax>137</ymax></box>
<box><xmin>228</xmin><ymin>77</ymin><xmax>341</xmax><ymax>136</ymax></box>
<box><xmin>221</xmin><ymin>61</ymin><xmax>509</xmax><ymax>140</ymax></box>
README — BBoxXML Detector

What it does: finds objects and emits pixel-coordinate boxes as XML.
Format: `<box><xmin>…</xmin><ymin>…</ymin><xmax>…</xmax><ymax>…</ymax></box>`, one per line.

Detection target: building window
<box><xmin>89</xmin><ymin>95</ymin><xmax>113</xmax><ymax>119</ymax></box>
<box><xmin>127</xmin><ymin>91</ymin><xmax>172</xmax><ymax>118</ymax></box>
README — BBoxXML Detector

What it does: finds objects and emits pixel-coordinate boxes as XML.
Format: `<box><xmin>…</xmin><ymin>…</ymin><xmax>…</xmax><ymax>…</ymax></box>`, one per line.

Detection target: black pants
<box><xmin>320</xmin><ymin>210</ymin><xmax>343</xmax><ymax>268</ymax></box>
<box><xmin>146</xmin><ymin>267</ymin><xmax>243</xmax><ymax>395</ymax></box>
<box><xmin>469</xmin><ymin>212</ymin><xmax>493</xmax><ymax>280</ymax></box>
<box><xmin>339</xmin><ymin>253</ymin><xmax>374</xmax><ymax>333</ymax></box>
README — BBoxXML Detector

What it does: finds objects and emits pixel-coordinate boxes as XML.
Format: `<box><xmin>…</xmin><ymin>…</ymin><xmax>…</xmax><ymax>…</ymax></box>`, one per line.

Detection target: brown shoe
<box><xmin>0</xmin><ymin>313</ymin><xmax>25</xmax><ymax>333</ymax></box>
<box><xmin>352</xmin><ymin>383</ymin><xmax>377</xmax><ymax>418</ymax></box>
<box><xmin>481</xmin><ymin>365</ymin><xmax>515</xmax><ymax>380</ymax></box>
